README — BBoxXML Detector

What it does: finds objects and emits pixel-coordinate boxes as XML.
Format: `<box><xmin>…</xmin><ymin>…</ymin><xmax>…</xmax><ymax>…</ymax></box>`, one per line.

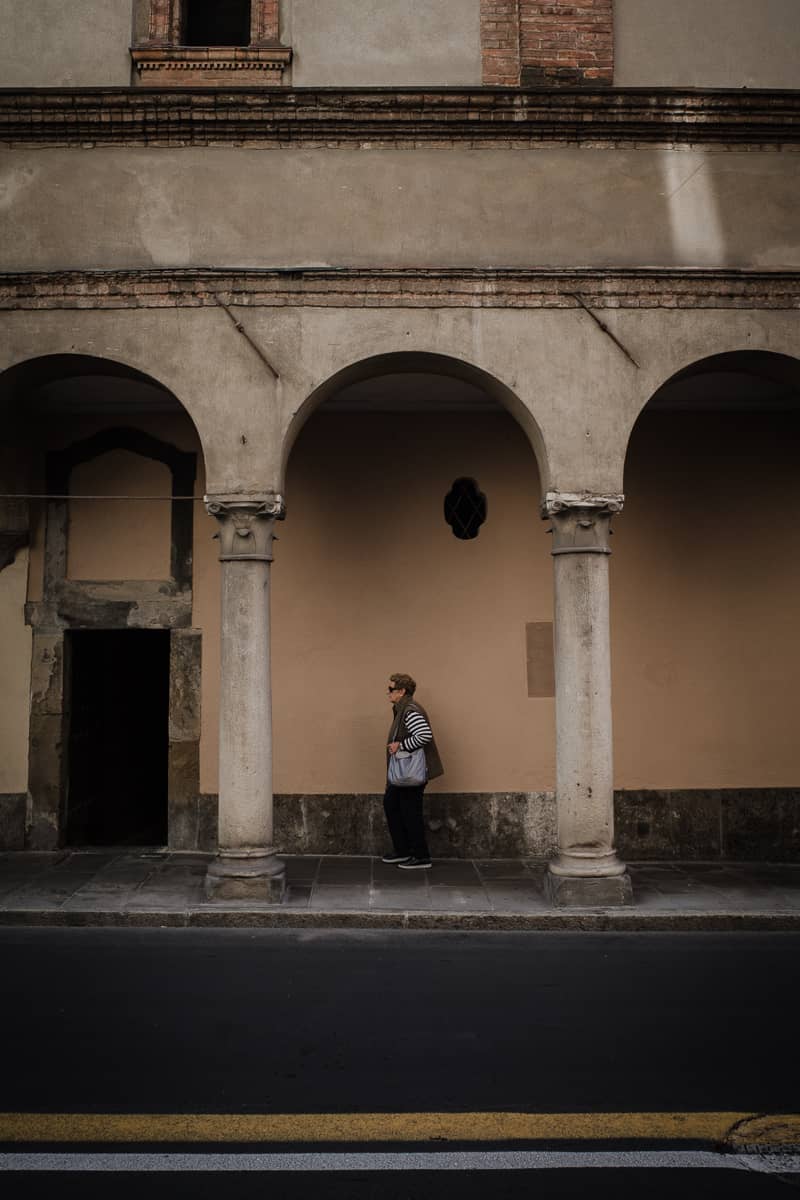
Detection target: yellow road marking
<box><xmin>1</xmin><ymin>1112</ymin><xmax>798</xmax><ymax>1145</ymax></box>
<box><xmin>725</xmin><ymin>1114</ymin><xmax>800</xmax><ymax>1149</ymax></box>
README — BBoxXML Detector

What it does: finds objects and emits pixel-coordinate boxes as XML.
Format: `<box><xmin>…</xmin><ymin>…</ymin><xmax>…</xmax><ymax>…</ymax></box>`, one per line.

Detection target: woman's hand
<box><xmin>388</xmin><ymin>741</ymin><xmax>401</xmax><ymax>755</ymax></box>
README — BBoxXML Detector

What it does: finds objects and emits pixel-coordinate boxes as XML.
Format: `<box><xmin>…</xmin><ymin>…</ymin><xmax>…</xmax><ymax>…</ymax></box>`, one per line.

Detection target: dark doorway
<box><xmin>66</xmin><ymin>631</ymin><xmax>170</xmax><ymax>846</ymax></box>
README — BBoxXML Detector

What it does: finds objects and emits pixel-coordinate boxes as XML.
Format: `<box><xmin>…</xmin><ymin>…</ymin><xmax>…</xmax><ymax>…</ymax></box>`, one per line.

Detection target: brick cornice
<box><xmin>130</xmin><ymin>46</ymin><xmax>292</xmax><ymax>87</ymax></box>
<box><xmin>1</xmin><ymin>88</ymin><xmax>799</xmax><ymax>147</ymax></box>
<box><xmin>2</xmin><ymin>269</ymin><xmax>799</xmax><ymax>311</ymax></box>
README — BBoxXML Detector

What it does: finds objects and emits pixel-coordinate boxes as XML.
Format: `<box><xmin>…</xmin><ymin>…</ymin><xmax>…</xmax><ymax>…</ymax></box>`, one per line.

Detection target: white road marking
<box><xmin>1</xmin><ymin>1150</ymin><xmax>798</xmax><ymax>1172</ymax></box>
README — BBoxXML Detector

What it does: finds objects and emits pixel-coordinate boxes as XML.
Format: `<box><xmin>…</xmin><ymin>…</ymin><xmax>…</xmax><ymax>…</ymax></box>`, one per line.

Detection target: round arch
<box><xmin>0</xmin><ymin>352</ymin><xmax>212</xmax><ymax>472</ymax></box>
<box><xmin>622</xmin><ymin>348</ymin><xmax>800</xmax><ymax>485</ymax></box>
<box><xmin>270</xmin><ymin>347</ymin><xmax>557</xmax><ymax>818</ymax></box>
<box><xmin>611</xmin><ymin>346</ymin><xmax>800</xmax><ymax>827</ymax></box>
<box><xmin>0</xmin><ymin>351</ymin><xmax>212</xmax><ymax>853</ymax></box>
<box><xmin>280</xmin><ymin>351</ymin><xmax>549</xmax><ymax>495</ymax></box>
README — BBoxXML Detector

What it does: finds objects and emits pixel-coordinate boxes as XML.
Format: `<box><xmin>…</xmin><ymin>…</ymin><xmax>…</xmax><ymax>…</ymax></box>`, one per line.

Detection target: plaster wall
<box><xmin>613</xmin><ymin>409</ymin><xmax>800</xmax><ymax>788</ymax></box>
<box><xmin>0</xmin><ymin>0</ymin><xmax>134</xmax><ymax>88</ymax></box>
<box><xmin>272</xmin><ymin>408</ymin><xmax>552</xmax><ymax>795</ymax></box>
<box><xmin>0</xmin><ymin>550</ymin><xmax>32</xmax><ymax>792</ymax></box>
<box><xmin>615</xmin><ymin>0</ymin><xmax>800</xmax><ymax>90</ymax></box>
<box><xmin>264</xmin><ymin>401</ymin><xmax>800</xmax><ymax>796</ymax></box>
<box><xmin>67</xmin><ymin>451</ymin><xmax>172</xmax><ymax>581</ymax></box>
<box><xmin>2</xmin><ymin>146</ymin><xmax>797</xmax><ymax>273</ymax></box>
<box><xmin>285</xmin><ymin>0</ymin><xmax>482</xmax><ymax>87</ymax></box>
<box><xmin>6</xmin><ymin>367</ymin><xmax>800</xmax><ymax>802</ymax></box>
<box><xmin>5</xmin><ymin>0</ymin><xmax>799</xmax><ymax>92</ymax></box>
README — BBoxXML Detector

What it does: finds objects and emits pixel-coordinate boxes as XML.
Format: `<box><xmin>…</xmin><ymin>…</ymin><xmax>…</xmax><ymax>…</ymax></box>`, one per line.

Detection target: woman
<box><xmin>383</xmin><ymin>673</ymin><xmax>444</xmax><ymax>870</ymax></box>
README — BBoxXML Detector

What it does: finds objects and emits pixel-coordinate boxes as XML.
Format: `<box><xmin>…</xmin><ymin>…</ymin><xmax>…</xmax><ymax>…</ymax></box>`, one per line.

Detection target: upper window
<box><xmin>132</xmin><ymin>0</ymin><xmax>291</xmax><ymax>86</ymax></box>
<box><xmin>184</xmin><ymin>0</ymin><xmax>252</xmax><ymax>47</ymax></box>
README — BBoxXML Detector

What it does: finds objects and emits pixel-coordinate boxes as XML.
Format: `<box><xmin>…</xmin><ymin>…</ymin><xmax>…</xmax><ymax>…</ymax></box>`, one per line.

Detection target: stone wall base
<box><xmin>274</xmin><ymin>792</ymin><xmax>558</xmax><ymax>859</ymax></box>
<box><xmin>3</xmin><ymin>789</ymin><xmax>798</xmax><ymax>859</ymax></box>
<box><xmin>270</xmin><ymin>790</ymin><xmax>800</xmax><ymax>860</ymax></box>
<box><xmin>615</xmin><ymin>789</ymin><xmax>800</xmax><ymax>862</ymax></box>
<box><xmin>0</xmin><ymin>795</ymin><xmax>26</xmax><ymax>850</ymax></box>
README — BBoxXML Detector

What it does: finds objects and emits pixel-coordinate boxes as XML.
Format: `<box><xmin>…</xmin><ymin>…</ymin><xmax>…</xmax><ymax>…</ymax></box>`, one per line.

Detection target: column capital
<box><xmin>542</xmin><ymin>492</ymin><xmax>624</xmax><ymax>517</ymax></box>
<box><xmin>204</xmin><ymin>494</ymin><xmax>286</xmax><ymax>562</ymax></box>
<box><xmin>543</xmin><ymin>493</ymin><xmax>624</xmax><ymax>557</ymax></box>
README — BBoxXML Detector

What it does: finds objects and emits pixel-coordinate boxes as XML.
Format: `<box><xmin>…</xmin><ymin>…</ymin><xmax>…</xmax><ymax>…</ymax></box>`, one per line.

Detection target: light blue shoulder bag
<box><xmin>387</xmin><ymin>706</ymin><xmax>428</xmax><ymax>788</ymax></box>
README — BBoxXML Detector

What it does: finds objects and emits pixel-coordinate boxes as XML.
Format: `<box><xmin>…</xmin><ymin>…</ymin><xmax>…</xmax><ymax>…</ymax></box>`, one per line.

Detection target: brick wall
<box><xmin>482</xmin><ymin>0</ymin><xmax>614</xmax><ymax>87</ymax></box>
<box><xmin>480</xmin><ymin>1</ymin><xmax>522</xmax><ymax>87</ymax></box>
<box><xmin>252</xmin><ymin>0</ymin><xmax>280</xmax><ymax>44</ymax></box>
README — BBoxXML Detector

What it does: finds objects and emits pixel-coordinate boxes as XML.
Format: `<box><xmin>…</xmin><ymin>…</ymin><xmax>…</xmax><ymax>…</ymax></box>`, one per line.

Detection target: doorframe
<box><xmin>25</xmin><ymin>429</ymin><xmax>206</xmax><ymax>850</ymax></box>
<box><xmin>28</xmin><ymin>625</ymin><xmax>203</xmax><ymax>852</ymax></box>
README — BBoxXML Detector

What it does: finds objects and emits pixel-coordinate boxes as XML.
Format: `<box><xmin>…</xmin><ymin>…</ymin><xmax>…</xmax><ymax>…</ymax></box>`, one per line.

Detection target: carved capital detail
<box><xmin>543</xmin><ymin>493</ymin><xmax>624</xmax><ymax>557</ymax></box>
<box><xmin>205</xmin><ymin>494</ymin><xmax>286</xmax><ymax>562</ymax></box>
<box><xmin>543</xmin><ymin>492</ymin><xmax>624</xmax><ymax>516</ymax></box>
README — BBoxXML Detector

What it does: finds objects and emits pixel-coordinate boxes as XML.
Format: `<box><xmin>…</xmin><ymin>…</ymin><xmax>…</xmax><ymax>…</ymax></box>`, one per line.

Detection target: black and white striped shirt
<box><xmin>400</xmin><ymin>708</ymin><xmax>433</xmax><ymax>751</ymax></box>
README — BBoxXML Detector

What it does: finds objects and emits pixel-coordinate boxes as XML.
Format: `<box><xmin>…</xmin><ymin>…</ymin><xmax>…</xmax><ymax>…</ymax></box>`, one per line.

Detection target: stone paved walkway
<box><xmin>0</xmin><ymin>851</ymin><xmax>799</xmax><ymax>929</ymax></box>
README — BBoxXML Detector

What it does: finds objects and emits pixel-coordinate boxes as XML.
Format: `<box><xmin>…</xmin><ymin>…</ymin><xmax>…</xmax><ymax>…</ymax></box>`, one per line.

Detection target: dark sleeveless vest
<box><xmin>388</xmin><ymin>696</ymin><xmax>444</xmax><ymax>782</ymax></box>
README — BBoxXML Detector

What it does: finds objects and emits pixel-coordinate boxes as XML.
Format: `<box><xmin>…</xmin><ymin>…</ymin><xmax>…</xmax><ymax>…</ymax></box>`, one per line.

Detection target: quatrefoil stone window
<box><xmin>444</xmin><ymin>478</ymin><xmax>488</xmax><ymax>541</ymax></box>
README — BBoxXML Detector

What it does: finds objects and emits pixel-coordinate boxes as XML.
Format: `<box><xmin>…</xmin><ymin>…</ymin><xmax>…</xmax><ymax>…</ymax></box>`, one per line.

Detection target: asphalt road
<box><xmin>5</xmin><ymin>1166</ymin><xmax>799</xmax><ymax>1198</ymax></box>
<box><xmin>1</xmin><ymin>929</ymin><xmax>798</xmax><ymax>1197</ymax></box>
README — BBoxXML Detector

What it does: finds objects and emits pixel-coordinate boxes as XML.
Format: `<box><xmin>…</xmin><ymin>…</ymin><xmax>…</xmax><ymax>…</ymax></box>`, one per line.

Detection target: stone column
<box><xmin>544</xmin><ymin>493</ymin><xmax>632</xmax><ymax>906</ymax></box>
<box><xmin>204</xmin><ymin>494</ymin><xmax>286</xmax><ymax>902</ymax></box>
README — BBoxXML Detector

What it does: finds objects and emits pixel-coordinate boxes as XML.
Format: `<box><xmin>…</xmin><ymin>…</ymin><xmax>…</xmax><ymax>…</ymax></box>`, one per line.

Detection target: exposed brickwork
<box><xmin>480</xmin><ymin>0</ymin><xmax>521</xmax><ymax>87</ymax></box>
<box><xmin>520</xmin><ymin>0</ymin><xmax>614</xmax><ymax>87</ymax></box>
<box><xmin>131</xmin><ymin>45</ymin><xmax>291</xmax><ymax>86</ymax></box>
<box><xmin>483</xmin><ymin>0</ymin><xmax>614</xmax><ymax>87</ymax></box>
<box><xmin>251</xmin><ymin>0</ymin><xmax>280</xmax><ymax>45</ymax></box>
<box><xmin>2</xmin><ymin>89</ymin><xmax>798</xmax><ymax>148</ymax></box>
<box><xmin>2</xmin><ymin>270</ymin><xmax>799</xmax><ymax>313</ymax></box>
<box><xmin>147</xmin><ymin>0</ymin><xmax>181</xmax><ymax>44</ymax></box>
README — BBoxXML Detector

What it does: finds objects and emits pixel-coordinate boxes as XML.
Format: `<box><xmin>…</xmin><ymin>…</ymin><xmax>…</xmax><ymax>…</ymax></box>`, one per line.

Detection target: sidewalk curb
<box><xmin>722</xmin><ymin>1114</ymin><xmax>800</xmax><ymax>1155</ymax></box>
<box><xmin>1</xmin><ymin>908</ymin><xmax>799</xmax><ymax>931</ymax></box>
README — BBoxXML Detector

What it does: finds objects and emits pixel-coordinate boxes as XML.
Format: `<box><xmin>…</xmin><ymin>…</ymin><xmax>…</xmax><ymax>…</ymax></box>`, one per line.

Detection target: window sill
<box><xmin>131</xmin><ymin>44</ymin><xmax>292</xmax><ymax>87</ymax></box>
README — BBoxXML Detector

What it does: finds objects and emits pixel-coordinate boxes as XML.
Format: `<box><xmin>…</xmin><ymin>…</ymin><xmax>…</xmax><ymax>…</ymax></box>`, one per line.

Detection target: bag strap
<box><xmin>391</xmin><ymin>710</ymin><xmax>404</xmax><ymax>743</ymax></box>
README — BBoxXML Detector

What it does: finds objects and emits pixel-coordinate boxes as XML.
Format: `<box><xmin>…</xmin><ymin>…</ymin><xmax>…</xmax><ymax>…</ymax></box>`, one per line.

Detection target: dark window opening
<box><xmin>66</xmin><ymin>630</ymin><xmax>170</xmax><ymax>846</ymax></box>
<box><xmin>444</xmin><ymin>477</ymin><xmax>488</xmax><ymax>540</ymax></box>
<box><xmin>184</xmin><ymin>0</ymin><xmax>251</xmax><ymax>46</ymax></box>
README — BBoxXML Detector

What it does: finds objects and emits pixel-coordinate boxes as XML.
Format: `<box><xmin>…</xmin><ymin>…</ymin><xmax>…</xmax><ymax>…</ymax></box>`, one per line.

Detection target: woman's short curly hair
<box><xmin>389</xmin><ymin>672</ymin><xmax>417</xmax><ymax>696</ymax></box>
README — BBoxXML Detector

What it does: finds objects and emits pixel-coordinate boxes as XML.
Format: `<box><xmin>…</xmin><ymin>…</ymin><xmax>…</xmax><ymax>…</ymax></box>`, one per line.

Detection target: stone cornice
<box><xmin>1</xmin><ymin>268</ymin><xmax>799</xmax><ymax>311</ymax></box>
<box><xmin>1</xmin><ymin>88</ymin><xmax>799</xmax><ymax>148</ymax></box>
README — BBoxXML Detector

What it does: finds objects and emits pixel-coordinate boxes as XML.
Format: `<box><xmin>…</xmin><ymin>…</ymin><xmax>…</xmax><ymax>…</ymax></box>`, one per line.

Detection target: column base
<box><xmin>545</xmin><ymin>868</ymin><xmax>634</xmax><ymax>908</ymax></box>
<box><xmin>205</xmin><ymin>850</ymin><xmax>286</xmax><ymax>903</ymax></box>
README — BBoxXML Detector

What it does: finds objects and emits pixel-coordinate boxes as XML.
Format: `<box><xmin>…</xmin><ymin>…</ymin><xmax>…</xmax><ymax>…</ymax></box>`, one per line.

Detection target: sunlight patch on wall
<box><xmin>660</xmin><ymin>150</ymin><xmax>725</xmax><ymax>267</ymax></box>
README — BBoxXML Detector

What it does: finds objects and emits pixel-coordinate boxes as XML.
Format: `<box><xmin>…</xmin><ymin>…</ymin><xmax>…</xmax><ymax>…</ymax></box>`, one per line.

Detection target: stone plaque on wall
<box><xmin>526</xmin><ymin>621</ymin><xmax>555</xmax><ymax>698</ymax></box>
